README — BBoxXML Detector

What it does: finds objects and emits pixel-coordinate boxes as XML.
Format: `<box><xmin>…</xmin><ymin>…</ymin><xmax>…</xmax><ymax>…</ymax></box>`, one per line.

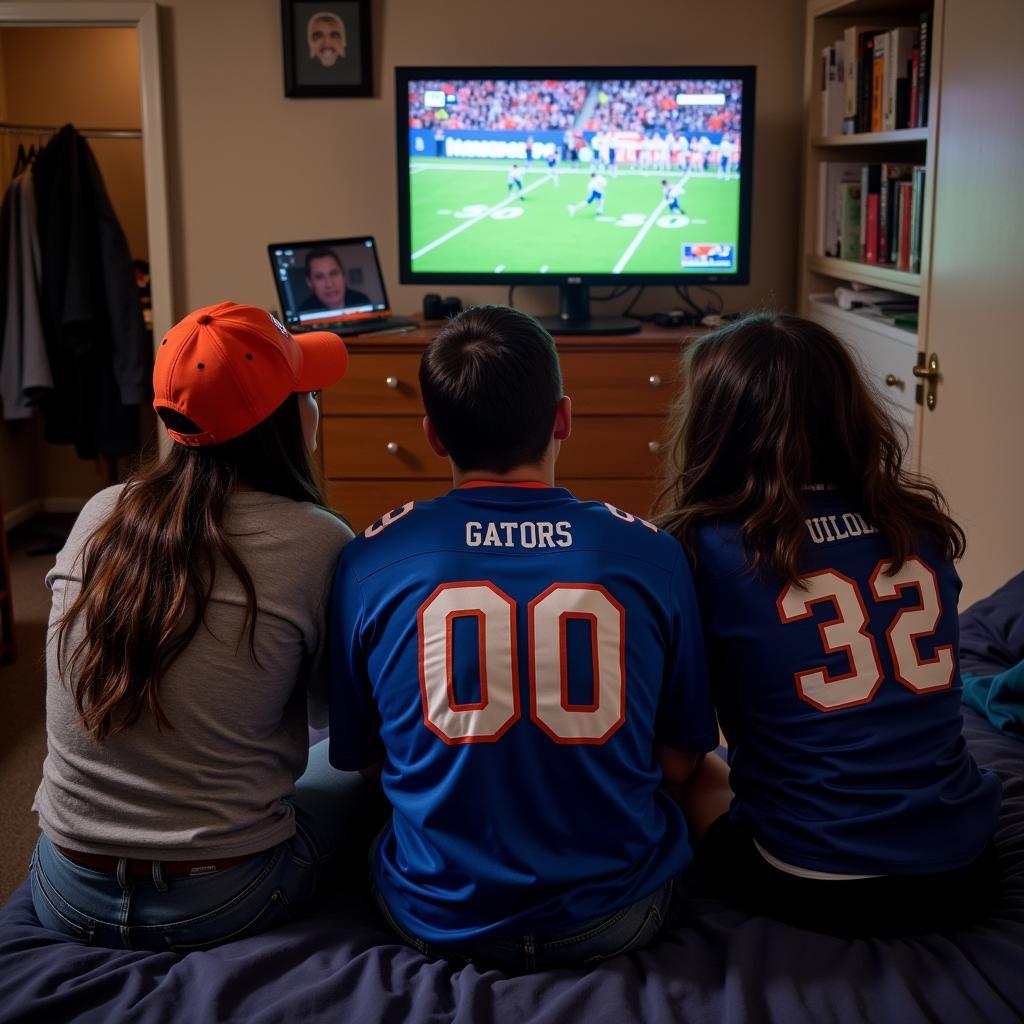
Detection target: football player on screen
<box><xmin>654</xmin><ymin>314</ymin><xmax>1001</xmax><ymax>938</ymax></box>
<box><xmin>327</xmin><ymin>306</ymin><xmax>717</xmax><ymax>970</ymax></box>
<box><xmin>661</xmin><ymin>178</ymin><xmax>686</xmax><ymax>216</ymax></box>
<box><xmin>506</xmin><ymin>163</ymin><xmax>525</xmax><ymax>200</ymax></box>
<box><xmin>568</xmin><ymin>171</ymin><xmax>607</xmax><ymax>217</ymax></box>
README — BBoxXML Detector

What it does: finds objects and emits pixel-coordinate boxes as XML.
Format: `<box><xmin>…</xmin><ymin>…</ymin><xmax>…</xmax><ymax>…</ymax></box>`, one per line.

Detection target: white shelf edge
<box><xmin>806</xmin><ymin>294</ymin><xmax>919</xmax><ymax>347</ymax></box>
<box><xmin>806</xmin><ymin>255</ymin><xmax>922</xmax><ymax>296</ymax></box>
<box><xmin>811</xmin><ymin>128</ymin><xmax>930</xmax><ymax>147</ymax></box>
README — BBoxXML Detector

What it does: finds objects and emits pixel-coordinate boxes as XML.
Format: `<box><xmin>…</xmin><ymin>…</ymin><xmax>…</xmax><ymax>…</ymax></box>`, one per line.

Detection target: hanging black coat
<box><xmin>32</xmin><ymin>124</ymin><xmax>150</xmax><ymax>458</ymax></box>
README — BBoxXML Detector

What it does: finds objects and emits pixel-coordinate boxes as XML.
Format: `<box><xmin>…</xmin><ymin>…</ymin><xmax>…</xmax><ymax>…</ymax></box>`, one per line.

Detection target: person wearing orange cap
<box><xmin>28</xmin><ymin>301</ymin><xmax>380</xmax><ymax>951</ymax></box>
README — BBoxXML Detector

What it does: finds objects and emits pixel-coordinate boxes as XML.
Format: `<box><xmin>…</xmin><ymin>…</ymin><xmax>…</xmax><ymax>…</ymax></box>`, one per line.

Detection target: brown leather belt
<box><xmin>56</xmin><ymin>845</ymin><xmax>255</xmax><ymax>877</ymax></box>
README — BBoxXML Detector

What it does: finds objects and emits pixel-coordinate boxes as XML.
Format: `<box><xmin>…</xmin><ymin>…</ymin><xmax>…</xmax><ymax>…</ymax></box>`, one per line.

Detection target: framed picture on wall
<box><xmin>281</xmin><ymin>0</ymin><xmax>372</xmax><ymax>97</ymax></box>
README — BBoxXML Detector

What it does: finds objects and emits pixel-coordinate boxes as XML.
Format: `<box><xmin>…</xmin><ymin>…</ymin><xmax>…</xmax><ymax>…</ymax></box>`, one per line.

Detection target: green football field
<box><xmin>408</xmin><ymin>158</ymin><xmax>740</xmax><ymax>276</ymax></box>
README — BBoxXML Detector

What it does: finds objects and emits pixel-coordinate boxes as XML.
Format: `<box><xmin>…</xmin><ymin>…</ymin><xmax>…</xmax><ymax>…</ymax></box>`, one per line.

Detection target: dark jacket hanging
<box><xmin>32</xmin><ymin>124</ymin><xmax>150</xmax><ymax>458</ymax></box>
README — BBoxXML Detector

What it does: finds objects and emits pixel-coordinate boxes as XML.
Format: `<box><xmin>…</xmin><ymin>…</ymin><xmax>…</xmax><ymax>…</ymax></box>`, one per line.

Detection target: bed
<box><xmin>1</xmin><ymin>633</ymin><xmax>1022</xmax><ymax>1022</ymax></box>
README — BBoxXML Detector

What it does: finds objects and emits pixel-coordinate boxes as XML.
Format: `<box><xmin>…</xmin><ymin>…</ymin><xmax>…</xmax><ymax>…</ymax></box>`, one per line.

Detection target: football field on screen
<box><xmin>409</xmin><ymin>159</ymin><xmax>741</xmax><ymax>276</ymax></box>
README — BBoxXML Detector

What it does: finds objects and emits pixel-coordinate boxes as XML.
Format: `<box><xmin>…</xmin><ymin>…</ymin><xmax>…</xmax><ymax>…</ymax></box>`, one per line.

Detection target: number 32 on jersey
<box><xmin>777</xmin><ymin>556</ymin><xmax>954</xmax><ymax>712</ymax></box>
<box><xmin>418</xmin><ymin>582</ymin><xmax>626</xmax><ymax>745</ymax></box>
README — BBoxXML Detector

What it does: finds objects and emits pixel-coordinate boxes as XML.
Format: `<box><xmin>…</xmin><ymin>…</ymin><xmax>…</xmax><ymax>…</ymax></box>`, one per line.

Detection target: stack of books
<box><xmin>819</xmin><ymin>12</ymin><xmax>931</xmax><ymax>136</ymax></box>
<box><xmin>818</xmin><ymin>162</ymin><xmax>927</xmax><ymax>273</ymax></box>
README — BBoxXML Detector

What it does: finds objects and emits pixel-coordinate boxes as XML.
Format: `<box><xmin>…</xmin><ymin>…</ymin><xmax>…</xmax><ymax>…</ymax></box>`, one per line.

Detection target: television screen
<box><xmin>396</xmin><ymin>67</ymin><xmax>754</xmax><ymax>285</ymax></box>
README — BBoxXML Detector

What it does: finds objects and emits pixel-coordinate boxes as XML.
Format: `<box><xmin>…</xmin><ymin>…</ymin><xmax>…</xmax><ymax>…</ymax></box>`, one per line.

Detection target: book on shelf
<box><xmin>885</xmin><ymin>27</ymin><xmax>918</xmax><ymax>132</ymax></box>
<box><xmin>820</xmin><ymin>41</ymin><xmax>846</xmax><ymax>137</ymax></box>
<box><xmin>909</xmin><ymin>46</ymin><xmax>921</xmax><ymax>128</ymax></box>
<box><xmin>818</xmin><ymin>161</ymin><xmax>925</xmax><ymax>272</ymax></box>
<box><xmin>839</xmin><ymin>181</ymin><xmax>863</xmax><ymax>261</ymax></box>
<box><xmin>818</xmin><ymin>161</ymin><xmax>862</xmax><ymax>257</ymax></box>
<box><xmin>917</xmin><ymin>9</ymin><xmax>932</xmax><ymax>128</ymax></box>
<box><xmin>861</xmin><ymin>164</ymin><xmax>882</xmax><ymax>262</ymax></box>
<box><xmin>911</xmin><ymin>166</ymin><xmax>926</xmax><ymax>273</ymax></box>
<box><xmin>870</xmin><ymin>34</ymin><xmax>887</xmax><ymax>132</ymax></box>
<box><xmin>843</xmin><ymin>26</ymin><xmax>880</xmax><ymax>132</ymax></box>
<box><xmin>880</xmin><ymin>163</ymin><xmax>914</xmax><ymax>265</ymax></box>
<box><xmin>834</xmin><ymin>17</ymin><xmax>930</xmax><ymax>135</ymax></box>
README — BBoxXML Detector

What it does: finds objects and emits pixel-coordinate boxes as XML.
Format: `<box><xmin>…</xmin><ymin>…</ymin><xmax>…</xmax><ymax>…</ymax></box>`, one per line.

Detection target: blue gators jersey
<box><xmin>329</xmin><ymin>484</ymin><xmax>717</xmax><ymax>944</ymax></box>
<box><xmin>692</xmin><ymin>489</ymin><xmax>1001</xmax><ymax>876</ymax></box>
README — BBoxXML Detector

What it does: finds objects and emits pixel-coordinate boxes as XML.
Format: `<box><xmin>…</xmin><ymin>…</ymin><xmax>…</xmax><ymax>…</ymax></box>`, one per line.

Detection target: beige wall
<box><xmin>1</xmin><ymin>0</ymin><xmax>805</xmax><ymax>516</ymax></box>
<box><xmin>0</xmin><ymin>27</ymin><xmax>146</xmax><ymax>516</ymax></box>
<box><xmin>161</xmin><ymin>0</ymin><xmax>805</xmax><ymax>320</ymax></box>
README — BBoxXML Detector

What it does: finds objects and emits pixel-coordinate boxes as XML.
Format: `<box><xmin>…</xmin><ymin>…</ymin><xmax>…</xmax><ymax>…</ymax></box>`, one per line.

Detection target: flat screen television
<box><xmin>396</xmin><ymin>65</ymin><xmax>755</xmax><ymax>334</ymax></box>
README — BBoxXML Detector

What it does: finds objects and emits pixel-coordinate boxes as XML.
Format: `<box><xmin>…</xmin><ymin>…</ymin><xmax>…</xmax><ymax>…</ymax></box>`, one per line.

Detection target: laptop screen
<box><xmin>268</xmin><ymin>236</ymin><xmax>392</xmax><ymax>328</ymax></box>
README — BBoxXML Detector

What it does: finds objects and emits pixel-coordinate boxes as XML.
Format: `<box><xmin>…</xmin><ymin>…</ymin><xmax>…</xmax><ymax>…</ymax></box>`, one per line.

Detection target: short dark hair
<box><xmin>419</xmin><ymin>306</ymin><xmax>563</xmax><ymax>474</ymax></box>
<box><xmin>304</xmin><ymin>248</ymin><xmax>343</xmax><ymax>275</ymax></box>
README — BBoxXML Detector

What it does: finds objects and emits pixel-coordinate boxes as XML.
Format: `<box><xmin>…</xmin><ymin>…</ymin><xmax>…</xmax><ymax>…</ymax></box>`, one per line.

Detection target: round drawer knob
<box><xmin>884</xmin><ymin>373</ymin><xmax>905</xmax><ymax>390</ymax></box>
<box><xmin>647</xmin><ymin>441</ymin><xmax>660</xmax><ymax>454</ymax></box>
<box><xmin>386</xmin><ymin>441</ymin><xmax>400</xmax><ymax>455</ymax></box>
<box><xmin>385</xmin><ymin>376</ymin><xmax>399</xmax><ymax>389</ymax></box>
<box><xmin>648</xmin><ymin>374</ymin><xmax>663</xmax><ymax>388</ymax></box>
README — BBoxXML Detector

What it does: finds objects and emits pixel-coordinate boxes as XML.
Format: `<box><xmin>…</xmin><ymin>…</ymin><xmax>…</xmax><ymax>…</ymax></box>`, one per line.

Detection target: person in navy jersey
<box><xmin>655</xmin><ymin>313</ymin><xmax>1001</xmax><ymax>937</ymax></box>
<box><xmin>327</xmin><ymin>305</ymin><xmax>717</xmax><ymax>970</ymax></box>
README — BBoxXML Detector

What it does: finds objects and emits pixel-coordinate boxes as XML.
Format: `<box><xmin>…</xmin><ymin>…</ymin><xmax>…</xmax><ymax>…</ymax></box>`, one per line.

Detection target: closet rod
<box><xmin>0</xmin><ymin>121</ymin><xmax>142</xmax><ymax>140</ymax></box>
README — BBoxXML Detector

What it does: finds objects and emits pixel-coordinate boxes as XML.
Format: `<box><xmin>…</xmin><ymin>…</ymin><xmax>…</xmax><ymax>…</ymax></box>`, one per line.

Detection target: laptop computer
<box><xmin>267</xmin><ymin>235</ymin><xmax>417</xmax><ymax>336</ymax></box>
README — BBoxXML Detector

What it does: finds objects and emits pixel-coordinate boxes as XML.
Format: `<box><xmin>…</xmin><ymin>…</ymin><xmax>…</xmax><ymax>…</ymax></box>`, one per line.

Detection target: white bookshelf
<box><xmin>797</xmin><ymin>0</ymin><xmax>943</xmax><ymax>460</ymax></box>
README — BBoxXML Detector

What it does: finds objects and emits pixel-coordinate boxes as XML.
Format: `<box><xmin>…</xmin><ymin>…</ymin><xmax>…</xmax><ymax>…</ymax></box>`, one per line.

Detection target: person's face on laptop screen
<box><xmin>306</xmin><ymin>252</ymin><xmax>347</xmax><ymax>309</ymax></box>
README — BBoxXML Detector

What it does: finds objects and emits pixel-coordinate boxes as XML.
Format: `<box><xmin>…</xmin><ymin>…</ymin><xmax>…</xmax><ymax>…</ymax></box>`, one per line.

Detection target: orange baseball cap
<box><xmin>154</xmin><ymin>301</ymin><xmax>348</xmax><ymax>447</ymax></box>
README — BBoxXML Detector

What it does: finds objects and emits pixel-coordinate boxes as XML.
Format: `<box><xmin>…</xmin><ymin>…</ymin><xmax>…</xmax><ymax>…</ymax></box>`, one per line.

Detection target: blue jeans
<box><xmin>30</xmin><ymin>740</ymin><xmax>377</xmax><ymax>952</ymax></box>
<box><xmin>373</xmin><ymin>872</ymin><xmax>677</xmax><ymax>971</ymax></box>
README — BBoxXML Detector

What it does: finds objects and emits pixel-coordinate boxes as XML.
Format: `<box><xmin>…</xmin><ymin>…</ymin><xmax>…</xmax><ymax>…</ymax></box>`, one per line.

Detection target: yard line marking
<box><xmin>411</xmin><ymin>175</ymin><xmax>552</xmax><ymax>260</ymax></box>
<box><xmin>613</xmin><ymin>172</ymin><xmax>691</xmax><ymax>274</ymax></box>
<box><xmin>410</xmin><ymin>167</ymin><xmax>426</xmax><ymax>175</ymax></box>
<box><xmin>613</xmin><ymin>201</ymin><xmax>665</xmax><ymax>274</ymax></box>
<box><xmin>540</xmin><ymin>265</ymin><xmax>549</xmax><ymax>273</ymax></box>
<box><xmin>495</xmin><ymin>264</ymin><xmax>505</xmax><ymax>272</ymax></box>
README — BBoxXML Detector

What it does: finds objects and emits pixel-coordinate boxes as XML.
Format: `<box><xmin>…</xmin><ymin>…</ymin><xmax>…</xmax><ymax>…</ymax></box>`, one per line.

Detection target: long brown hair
<box><xmin>654</xmin><ymin>314</ymin><xmax>965</xmax><ymax>581</ymax></box>
<box><xmin>57</xmin><ymin>394</ymin><xmax>328</xmax><ymax>741</ymax></box>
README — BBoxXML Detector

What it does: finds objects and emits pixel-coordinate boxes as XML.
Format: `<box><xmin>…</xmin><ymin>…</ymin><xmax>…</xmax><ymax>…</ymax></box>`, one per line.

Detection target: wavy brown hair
<box><xmin>57</xmin><ymin>395</ymin><xmax>328</xmax><ymax>741</ymax></box>
<box><xmin>653</xmin><ymin>314</ymin><xmax>965</xmax><ymax>582</ymax></box>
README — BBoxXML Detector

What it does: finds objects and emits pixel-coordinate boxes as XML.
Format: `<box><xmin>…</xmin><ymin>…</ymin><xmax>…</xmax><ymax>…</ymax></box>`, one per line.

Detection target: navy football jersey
<box><xmin>693</xmin><ymin>489</ymin><xmax>1001</xmax><ymax>876</ymax></box>
<box><xmin>328</xmin><ymin>483</ymin><xmax>716</xmax><ymax>943</ymax></box>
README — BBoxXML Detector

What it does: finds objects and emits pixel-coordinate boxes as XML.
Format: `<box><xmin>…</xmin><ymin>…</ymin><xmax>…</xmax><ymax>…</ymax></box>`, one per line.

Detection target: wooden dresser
<box><xmin>319</xmin><ymin>323</ymin><xmax>695</xmax><ymax>531</ymax></box>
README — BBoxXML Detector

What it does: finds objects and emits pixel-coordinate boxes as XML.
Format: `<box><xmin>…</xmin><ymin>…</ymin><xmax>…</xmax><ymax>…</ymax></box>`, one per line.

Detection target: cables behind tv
<box><xmin>675</xmin><ymin>284</ymin><xmax>725</xmax><ymax>317</ymax></box>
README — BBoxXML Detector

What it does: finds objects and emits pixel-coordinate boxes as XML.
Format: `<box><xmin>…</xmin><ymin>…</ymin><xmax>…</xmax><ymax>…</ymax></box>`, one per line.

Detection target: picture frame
<box><xmin>281</xmin><ymin>0</ymin><xmax>372</xmax><ymax>98</ymax></box>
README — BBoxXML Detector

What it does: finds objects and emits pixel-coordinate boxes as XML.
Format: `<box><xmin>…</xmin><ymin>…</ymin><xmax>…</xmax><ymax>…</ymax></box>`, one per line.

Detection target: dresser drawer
<box><xmin>559</xmin><ymin>351</ymin><xmax>682</xmax><ymax>414</ymax></box>
<box><xmin>322</xmin><ymin>353</ymin><xmax>423</xmax><ymax>415</ymax></box>
<box><xmin>321</xmin><ymin>417</ymin><xmax>445</xmax><ymax>479</ymax></box>
<box><xmin>322</xmin><ymin>414</ymin><xmax>668</xmax><ymax>482</ymax></box>
<box><xmin>323</xmin><ymin>348</ymin><xmax>684</xmax><ymax>418</ymax></box>
<box><xmin>558</xmin><ymin>416</ymin><xmax>667</xmax><ymax>478</ymax></box>
<box><xmin>327</xmin><ymin>478</ymin><xmax>664</xmax><ymax>533</ymax></box>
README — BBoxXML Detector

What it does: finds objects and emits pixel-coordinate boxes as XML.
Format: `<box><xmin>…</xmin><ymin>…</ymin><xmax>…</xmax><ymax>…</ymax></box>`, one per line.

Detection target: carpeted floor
<box><xmin>0</xmin><ymin>517</ymin><xmax>73</xmax><ymax>902</ymax></box>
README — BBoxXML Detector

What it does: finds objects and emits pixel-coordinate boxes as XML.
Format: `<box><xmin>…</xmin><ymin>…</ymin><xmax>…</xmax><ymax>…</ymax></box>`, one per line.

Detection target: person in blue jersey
<box><xmin>327</xmin><ymin>306</ymin><xmax>717</xmax><ymax>970</ymax></box>
<box><xmin>660</xmin><ymin>179</ymin><xmax>686</xmax><ymax>216</ymax></box>
<box><xmin>655</xmin><ymin>314</ymin><xmax>1002</xmax><ymax>937</ymax></box>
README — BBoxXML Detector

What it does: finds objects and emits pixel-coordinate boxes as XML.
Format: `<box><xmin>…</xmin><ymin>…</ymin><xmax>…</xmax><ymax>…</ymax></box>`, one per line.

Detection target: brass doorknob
<box><xmin>385</xmin><ymin>442</ymin><xmax>400</xmax><ymax>455</ymax></box>
<box><xmin>385</xmin><ymin>376</ymin><xmax>399</xmax><ymax>389</ymax></box>
<box><xmin>648</xmin><ymin>374</ymin><xmax>663</xmax><ymax>388</ymax></box>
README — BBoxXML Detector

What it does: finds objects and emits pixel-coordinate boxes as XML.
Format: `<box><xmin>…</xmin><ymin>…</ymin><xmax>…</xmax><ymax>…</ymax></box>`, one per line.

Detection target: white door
<box><xmin>918</xmin><ymin>0</ymin><xmax>1024</xmax><ymax>606</ymax></box>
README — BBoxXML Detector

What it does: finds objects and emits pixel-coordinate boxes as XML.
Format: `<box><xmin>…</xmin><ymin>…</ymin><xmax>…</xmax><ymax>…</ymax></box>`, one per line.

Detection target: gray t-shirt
<box><xmin>33</xmin><ymin>485</ymin><xmax>353</xmax><ymax>860</ymax></box>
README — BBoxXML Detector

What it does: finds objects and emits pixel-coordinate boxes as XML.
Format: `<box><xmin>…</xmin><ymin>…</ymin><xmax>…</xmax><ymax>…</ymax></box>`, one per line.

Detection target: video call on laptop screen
<box><xmin>270</xmin><ymin>238</ymin><xmax>391</xmax><ymax>327</ymax></box>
